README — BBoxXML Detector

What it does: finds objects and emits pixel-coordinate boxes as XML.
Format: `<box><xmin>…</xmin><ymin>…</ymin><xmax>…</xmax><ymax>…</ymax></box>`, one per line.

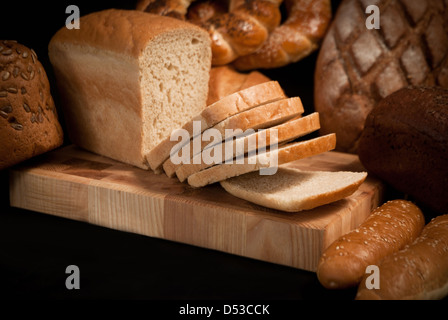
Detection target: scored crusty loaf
<box><xmin>207</xmin><ymin>65</ymin><xmax>271</xmax><ymax>105</ymax></box>
<box><xmin>0</xmin><ymin>40</ymin><xmax>64</xmax><ymax>171</ymax></box>
<box><xmin>147</xmin><ymin>81</ymin><xmax>286</xmax><ymax>171</ymax></box>
<box><xmin>176</xmin><ymin>112</ymin><xmax>321</xmax><ymax>182</ymax></box>
<box><xmin>187</xmin><ymin>133</ymin><xmax>336</xmax><ymax>188</ymax></box>
<box><xmin>48</xmin><ymin>9</ymin><xmax>211</xmax><ymax>169</ymax></box>
<box><xmin>220</xmin><ymin>168</ymin><xmax>367</xmax><ymax>212</ymax></box>
<box><xmin>317</xmin><ymin>200</ymin><xmax>425</xmax><ymax>289</ymax></box>
<box><xmin>162</xmin><ymin>96</ymin><xmax>304</xmax><ymax>177</ymax></box>
<box><xmin>358</xmin><ymin>86</ymin><xmax>448</xmax><ymax>215</ymax></box>
<box><xmin>314</xmin><ymin>0</ymin><xmax>448</xmax><ymax>153</ymax></box>
<box><xmin>356</xmin><ymin>214</ymin><xmax>448</xmax><ymax>300</ymax></box>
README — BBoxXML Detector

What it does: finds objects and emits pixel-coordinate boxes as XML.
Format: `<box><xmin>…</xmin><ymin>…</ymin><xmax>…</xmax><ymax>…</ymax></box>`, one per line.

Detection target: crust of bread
<box><xmin>207</xmin><ymin>66</ymin><xmax>271</xmax><ymax>105</ymax></box>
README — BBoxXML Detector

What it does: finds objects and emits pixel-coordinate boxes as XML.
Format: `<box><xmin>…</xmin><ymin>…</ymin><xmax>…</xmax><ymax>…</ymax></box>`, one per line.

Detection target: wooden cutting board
<box><xmin>9</xmin><ymin>145</ymin><xmax>383</xmax><ymax>272</ymax></box>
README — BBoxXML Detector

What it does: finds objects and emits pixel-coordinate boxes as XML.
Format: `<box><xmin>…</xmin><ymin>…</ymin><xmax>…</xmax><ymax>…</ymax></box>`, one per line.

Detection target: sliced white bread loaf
<box><xmin>176</xmin><ymin>112</ymin><xmax>321</xmax><ymax>182</ymax></box>
<box><xmin>48</xmin><ymin>9</ymin><xmax>211</xmax><ymax>169</ymax></box>
<box><xmin>162</xmin><ymin>97</ymin><xmax>304</xmax><ymax>177</ymax></box>
<box><xmin>220</xmin><ymin>168</ymin><xmax>367</xmax><ymax>212</ymax></box>
<box><xmin>146</xmin><ymin>81</ymin><xmax>286</xmax><ymax>171</ymax></box>
<box><xmin>187</xmin><ymin>133</ymin><xmax>336</xmax><ymax>188</ymax></box>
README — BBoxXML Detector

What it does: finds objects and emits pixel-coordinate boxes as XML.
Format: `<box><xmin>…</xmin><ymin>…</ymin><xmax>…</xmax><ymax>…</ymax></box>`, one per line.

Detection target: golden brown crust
<box><xmin>233</xmin><ymin>0</ymin><xmax>332</xmax><ymax>70</ymax></box>
<box><xmin>207</xmin><ymin>65</ymin><xmax>270</xmax><ymax>105</ymax></box>
<box><xmin>137</xmin><ymin>0</ymin><xmax>283</xmax><ymax>65</ymax></box>
<box><xmin>317</xmin><ymin>200</ymin><xmax>425</xmax><ymax>289</ymax></box>
<box><xmin>50</xmin><ymin>8</ymin><xmax>207</xmax><ymax>58</ymax></box>
<box><xmin>356</xmin><ymin>214</ymin><xmax>448</xmax><ymax>300</ymax></box>
<box><xmin>0</xmin><ymin>40</ymin><xmax>64</xmax><ymax>170</ymax></box>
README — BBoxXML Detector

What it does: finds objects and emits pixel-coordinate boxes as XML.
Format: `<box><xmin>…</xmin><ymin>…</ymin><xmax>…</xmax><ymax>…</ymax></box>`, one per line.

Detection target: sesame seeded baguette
<box><xmin>163</xmin><ymin>96</ymin><xmax>304</xmax><ymax>177</ymax></box>
<box><xmin>176</xmin><ymin>112</ymin><xmax>321</xmax><ymax>183</ymax></box>
<box><xmin>317</xmin><ymin>200</ymin><xmax>425</xmax><ymax>290</ymax></box>
<box><xmin>356</xmin><ymin>214</ymin><xmax>448</xmax><ymax>300</ymax></box>
<box><xmin>146</xmin><ymin>80</ymin><xmax>286</xmax><ymax>171</ymax></box>
<box><xmin>187</xmin><ymin>133</ymin><xmax>336</xmax><ymax>188</ymax></box>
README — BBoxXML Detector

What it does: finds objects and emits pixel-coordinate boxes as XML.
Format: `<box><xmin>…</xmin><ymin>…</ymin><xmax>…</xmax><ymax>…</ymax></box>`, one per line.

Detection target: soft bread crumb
<box><xmin>220</xmin><ymin>168</ymin><xmax>367</xmax><ymax>212</ymax></box>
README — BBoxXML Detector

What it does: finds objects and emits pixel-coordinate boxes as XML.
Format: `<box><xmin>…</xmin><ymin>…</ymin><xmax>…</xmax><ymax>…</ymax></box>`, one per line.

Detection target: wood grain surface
<box><xmin>9</xmin><ymin>145</ymin><xmax>383</xmax><ymax>272</ymax></box>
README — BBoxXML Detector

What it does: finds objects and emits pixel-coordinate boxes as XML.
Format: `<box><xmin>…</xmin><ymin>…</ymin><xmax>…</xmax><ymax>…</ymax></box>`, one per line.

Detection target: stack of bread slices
<box><xmin>148</xmin><ymin>81</ymin><xmax>367</xmax><ymax>212</ymax></box>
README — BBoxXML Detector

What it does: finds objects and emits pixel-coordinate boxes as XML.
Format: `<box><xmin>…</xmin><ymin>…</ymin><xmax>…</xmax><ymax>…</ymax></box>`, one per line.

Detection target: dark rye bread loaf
<box><xmin>0</xmin><ymin>40</ymin><xmax>64</xmax><ymax>170</ymax></box>
<box><xmin>358</xmin><ymin>86</ymin><xmax>448</xmax><ymax>214</ymax></box>
<box><xmin>314</xmin><ymin>0</ymin><xmax>448</xmax><ymax>153</ymax></box>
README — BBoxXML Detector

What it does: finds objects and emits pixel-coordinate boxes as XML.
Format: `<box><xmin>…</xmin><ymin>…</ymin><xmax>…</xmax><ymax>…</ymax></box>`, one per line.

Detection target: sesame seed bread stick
<box><xmin>356</xmin><ymin>214</ymin><xmax>448</xmax><ymax>300</ymax></box>
<box><xmin>317</xmin><ymin>200</ymin><xmax>425</xmax><ymax>290</ymax></box>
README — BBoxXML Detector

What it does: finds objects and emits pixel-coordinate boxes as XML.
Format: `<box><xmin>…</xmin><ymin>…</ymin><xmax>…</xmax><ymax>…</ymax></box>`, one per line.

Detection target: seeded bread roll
<box><xmin>48</xmin><ymin>9</ymin><xmax>211</xmax><ymax>169</ymax></box>
<box><xmin>0</xmin><ymin>40</ymin><xmax>64</xmax><ymax>171</ymax></box>
<box><xmin>317</xmin><ymin>200</ymin><xmax>425</xmax><ymax>289</ymax></box>
<box><xmin>314</xmin><ymin>0</ymin><xmax>448</xmax><ymax>153</ymax></box>
<box><xmin>358</xmin><ymin>86</ymin><xmax>448</xmax><ymax>214</ymax></box>
<box><xmin>356</xmin><ymin>214</ymin><xmax>448</xmax><ymax>300</ymax></box>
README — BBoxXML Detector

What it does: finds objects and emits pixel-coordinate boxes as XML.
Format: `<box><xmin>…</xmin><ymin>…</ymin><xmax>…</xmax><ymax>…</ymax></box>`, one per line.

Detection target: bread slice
<box><xmin>207</xmin><ymin>65</ymin><xmax>271</xmax><ymax>105</ymax></box>
<box><xmin>220</xmin><ymin>168</ymin><xmax>367</xmax><ymax>212</ymax></box>
<box><xmin>176</xmin><ymin>112</ymin><xmax>321</xmax><ymax>182</ymax></box>
<box><xmin>48</xmin><ymin>9</ymin><xmax>211</xmax><ymax>169</ymax></box>
<box><xmin>187</xmin><ymin>133</ymin><xmax>336</xmax><ymax>188</ymax></box>
<box><xmin>146</xmin><ymin>81</ymin><xmax>286</xmax><ymax>171</ymax></box>
<box><xmin>163</xmin><ymin>97</ymin><xmax>304</xmax><ymax>177</ymax></box>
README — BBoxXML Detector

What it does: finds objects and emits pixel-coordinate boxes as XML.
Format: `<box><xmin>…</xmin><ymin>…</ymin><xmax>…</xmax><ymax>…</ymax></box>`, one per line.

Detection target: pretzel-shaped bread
<box><xmin>233</xmin><ymin>0</ymin><xmax>332</xmax><ymax>70</ymax></box>
<box><xmin>137</xmin><ymin>0</ymin><xmax>283</xmax><ymax>65</ymax></box>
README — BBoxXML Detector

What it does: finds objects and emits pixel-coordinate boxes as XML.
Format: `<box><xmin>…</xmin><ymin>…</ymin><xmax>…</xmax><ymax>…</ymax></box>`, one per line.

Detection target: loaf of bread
<box><xmin>317</xmin><ymin>200</ymin><xmax>425</xmax><ymax>289</ymax></box>
<box><xmin>0</xmin><ymin>40</ymin><xmax>64</xmax><ymax>171</ymax></box>
<box><xmin>356</xmin><ymin>214</ymin><xmax>448</xmax><ymax>300</ymax></box>
<box><xmin>358</xmin><ymin>86</ymin><xmax>448</xmax><ymax>214</ymax></box>
<box><xmin>220</xmin><ymin>168</ymin><xmax>367</xmax><ymax>212</ymax></box>
<box><xmin>48</xmin><ymin>9</ymin><xmax>211</xmax><ymax>170</ymax></box>
<box><xmin>314</xmin><ymin>0</ymin><xmax>448</xmax><ymax>153</ymax></box>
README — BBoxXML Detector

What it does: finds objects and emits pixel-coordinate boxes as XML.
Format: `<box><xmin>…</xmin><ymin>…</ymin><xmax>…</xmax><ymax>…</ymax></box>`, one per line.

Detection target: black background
<box><xmin>0</xmin><ymin>0</ymin><xmax>444</xmax><ymax>308</ymax></box>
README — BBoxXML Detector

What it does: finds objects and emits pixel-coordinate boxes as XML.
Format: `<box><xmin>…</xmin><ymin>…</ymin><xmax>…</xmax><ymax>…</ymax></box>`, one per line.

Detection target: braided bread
<box><xmin>136</xmin><ymin>0</ymin><xmax>194</xmax><ymax>19</ymax></box>
<box><xmin>187</xmin><ymin>0</ymin><xmax>227</xmax><ymax>23</ymax></box>
<box><xmin>233</xmin><ymin>0</ymin><xmax>332</xmax><ymax>70</ymax></box>
<box><xmin>137</xmin><ymin>0</ymin><xmax>282</xmax><ymax>65</ymax></box>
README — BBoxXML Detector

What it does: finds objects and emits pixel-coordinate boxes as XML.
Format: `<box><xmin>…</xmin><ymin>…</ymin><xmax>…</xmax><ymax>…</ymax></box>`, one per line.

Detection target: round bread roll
<box><xmin>358</xmin><ymin>86</ymin><xmax>448</xmax><ymax>215</ymax></box>
<box><xmin>314</xmin><ymin>0</ymin><xmax>448</xmax><ymax>153</ymax></box>
<box><xmin>0</xmin><ymin>40</ymin><xmax>63</xmax><ymax>170</ymax></box>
